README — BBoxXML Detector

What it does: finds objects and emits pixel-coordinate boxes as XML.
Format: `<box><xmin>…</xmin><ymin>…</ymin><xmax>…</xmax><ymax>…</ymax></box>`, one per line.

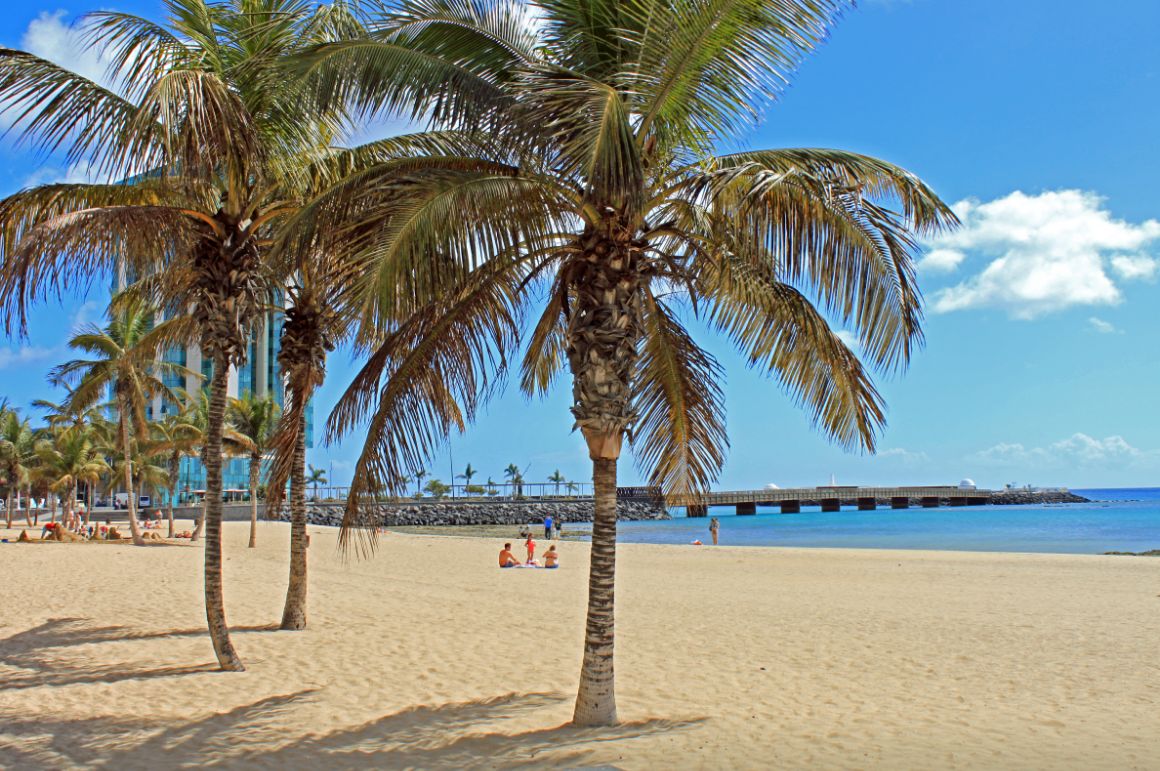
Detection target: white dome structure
<box><xmin>765</xmin><ymin>483</ymin><xmax>781</xmax><ymax>490</ymax></box>
<box><xmin>958</xmin><ymin>478</ymin><xmax>977</xmax><ymax>490</ymax></box>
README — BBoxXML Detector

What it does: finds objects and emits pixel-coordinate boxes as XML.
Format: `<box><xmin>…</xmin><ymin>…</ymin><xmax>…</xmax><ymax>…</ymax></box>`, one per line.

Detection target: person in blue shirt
<box><xmin>544</xmin><ymin>515</ymin><xmax>554</xmax><ymax>540</ymax></box>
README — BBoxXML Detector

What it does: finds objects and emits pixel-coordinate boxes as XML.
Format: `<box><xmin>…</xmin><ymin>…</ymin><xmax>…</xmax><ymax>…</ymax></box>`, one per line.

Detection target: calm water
<box><xmin>569</xmin><ymin>488</ymin><xmax>1160</xmax><ymax>554</ymax></box>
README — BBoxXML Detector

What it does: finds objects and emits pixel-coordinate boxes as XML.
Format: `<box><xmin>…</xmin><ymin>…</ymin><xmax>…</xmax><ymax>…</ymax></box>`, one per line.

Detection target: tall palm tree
<box><xmin>258</xmin><ymin>245</ymin><xmax>354</xmax><ymax>632</ymax></box>
<box><xmin>305</xmin><ymin>466</ymin><xmax>328</xmax><ymax>497</ymax></box>
<box><xmin>0</xmin><ymin>407</ymin><xmax>36</xmax><ymax>528</ymax></box>
<box><xmin>548</xmin><ymin>469</ymin><xmax>566</xmax><ymax>496</ymax></box>
<box><xmin>51</xmin><ymin>299</ymin><xmax>190</xmax><ymax>546</ymax></box>
<box><xmin>503</xmin><ymin>463</ymin><xmax>522</xmax><ymax>498</ymax></box>
<box><xmin>229</xmin><ymin>391</ymin><xmax>280</xmax><ymax>548</ymax></box>
<box><xmin>313</xmin><ymin>0</ymin><xmax>956</xmax><ymax>726</ymax></box>
<box><xmin>0</xmin><ymin>0</ymin><xmax>366</xmax><ymax>671</ymax></box>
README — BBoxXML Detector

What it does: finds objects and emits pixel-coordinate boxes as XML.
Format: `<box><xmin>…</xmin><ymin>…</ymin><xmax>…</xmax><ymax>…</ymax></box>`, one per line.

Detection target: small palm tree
<box><xmin>456</xmin><ymin>463</ymin><xmax>478</xmax><ymax>495</ymax></box>
<box><xmin>52</xmin><ymin>299</ymin><xmax>190</xmax><ymax>545</ymax></box>
<box><xmin>548</xmin><ymin>469</ymin><xmax>566</xmax><ymax>496</ymax></box>
<box><xmin>152</xmin><ymin>405</ymin><xmax>203</xmax><ymax>538</ymax></box>
<box><xmin>0</xmin><ymin>407</ymin><xmax>36</xmax><ymax>528</ymax></box>
<box><xmin>503</xmin><ymin>464</ymin><xmax>523</xmax><ymax>498</ymax></box>
<box><xmin>565</xmin><ymin>481</ymin><xmax>579</xmax><ymax>497</ymax></box>
<box><xmin>229</xmin><ymin>391</ymin><xmax>280</xmax><ymax>548</ymax></box>
<box><xmin>412</xmin><ymin>469</ymin><xmax>427</xmax><ymax>498</ymax></box>
<box><xmin>306</xmin><ymin>465</ymin><xmax>328</xmax><ymax>498</ymax></box>
<box><xmin>34</xmin><ymin>428</ymin><xmax>109</xmax><ymax>533</ymax></box>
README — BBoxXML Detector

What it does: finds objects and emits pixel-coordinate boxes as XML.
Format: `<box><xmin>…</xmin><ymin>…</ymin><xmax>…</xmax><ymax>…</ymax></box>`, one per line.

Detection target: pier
<box><xmin>655</xmin><ymin>486</ymin><xmax>994</xmax><ymax>516</ymax></box>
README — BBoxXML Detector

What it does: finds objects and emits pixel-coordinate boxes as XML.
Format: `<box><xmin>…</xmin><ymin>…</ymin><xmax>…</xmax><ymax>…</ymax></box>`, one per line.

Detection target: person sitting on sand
<box><xmin>525</xmin><ymin>535</ymin><xmax>536</xmax><ymax>564</ymax></box>
<box><xmin>40</xmin><ymin>522</ymin><xmax>57</xmax><ymax>540</ymax></box>
<box><xmin>543</xmin><ymin>545</ymin><xmax>559</xmax><ymax>569</ymax></box>
<box><xmin>499</xmin><ymin>543</ymin><xmax>521</xmax><ymax>568</ymax></box>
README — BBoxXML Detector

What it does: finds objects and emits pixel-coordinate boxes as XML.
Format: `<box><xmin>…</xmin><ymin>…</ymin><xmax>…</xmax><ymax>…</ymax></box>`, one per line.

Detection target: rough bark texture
<box><xmin>203</xmin><ymin>356</ymin><xmax>245</xmax><ymax>671</ymax></box>
<box><xmin>248</xmin><ymin>451</ymin><xmax>260</xmax><ymax>548</ymax></box>
<box><xmin>567</xmin><ymin>224</ymin><xmax>645</xmax><ymax>727</ymax></box>
<box><xmin>573</xmin><ymin>456</ymin><xmax>619</xmax><ymax>726</ymax></box>
<box><xmin>565</xmin><ymin>226</ymin><xmax>646</xmax><ymax>459</ymax></box>
<box><xmin>5</xmin><ymin>494</ymin><xmax>12</xmax><ymax>529</ymax></box>
<box><xmin>119</xmin><ymin>408</ymin><xmax>144</xmax><ymax>545</ymax></box>
<box><xmin>280</xmin><ymin>416</ymin><xmax>308</xmax><ymax>630</ymax></box>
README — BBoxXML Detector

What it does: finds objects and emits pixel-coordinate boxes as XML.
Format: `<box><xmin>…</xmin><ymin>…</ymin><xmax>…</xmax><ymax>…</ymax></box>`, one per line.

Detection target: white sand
<box><xmin>1</xmin><ymin>521</ymin><xmax>1157</xmax><ymax>769</ymax></box>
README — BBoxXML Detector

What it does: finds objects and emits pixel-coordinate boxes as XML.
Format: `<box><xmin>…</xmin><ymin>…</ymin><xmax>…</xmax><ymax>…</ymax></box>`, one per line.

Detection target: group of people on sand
<box><xmin>500</xmin><ymin>517</ymin><xmax>561</xmax><ymax>569</ymax></box>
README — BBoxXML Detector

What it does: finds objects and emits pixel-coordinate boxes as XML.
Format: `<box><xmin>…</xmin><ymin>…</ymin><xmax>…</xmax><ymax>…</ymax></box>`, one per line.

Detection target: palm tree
<box><xmin>503</xmin><ymin>464</ymin><xmax>523</xmax><ymax>498</ymax></box>
<box><xmin>229</xmin><ymin>391</ymin><xmax>280</xmax><ymax>548</ymax></box>
<box><xmin>51</xmin><ymin>299</ymin><xmax>190</xmax><ymax>546</ymax></box>
<box><xmin>412</xmin><ymin>469</ymin><xmax>427</xmax><ymax>498</ymax></box>
<box><xmin>0</xmin><ymin>0</ymin><xmax>367</xmax><ymax>671</ymax></box>
<box><xmin>456</xmin><ymin>463</ymin><xmax>478</xmax><ymax>495</ymax></box>
<box><xmin>548</xmin><ymin>469</ymin><xmax>566</xmax><ymax>496</ymax></box>
<box><xmin>565</xmin><ymin>481</ymin><xmax>579</xmax><ymax>497</ymax></box>
<box><xmin>0</xmin><ymin>407</ymin><xmax>35</xmax><ymax>528</ymax></box>
<box><xmin>306</xmin><ymin>466</ymin><xmax>328</xmax><ymax>497</ymax></box>
<box><xmin>34</xmin><ymin>428</ymin><xmax>109</xmax><ymax>533</ymax></box>
<box><xmin>152</xmin><ymin>406</ymin><xmax>203</xmax><ymax>538</ymax></box>
<box><xmin>316</xmin><ymin>0</ymin><xmax>955</xmax><ymax>726</ymax></box>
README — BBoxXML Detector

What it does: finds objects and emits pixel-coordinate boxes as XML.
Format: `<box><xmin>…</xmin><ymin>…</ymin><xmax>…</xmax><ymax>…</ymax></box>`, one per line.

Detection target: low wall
<box><xmin>280</xmin><ymin>499</ymin><xmax>668</xmax><ymax>528</ymax></box>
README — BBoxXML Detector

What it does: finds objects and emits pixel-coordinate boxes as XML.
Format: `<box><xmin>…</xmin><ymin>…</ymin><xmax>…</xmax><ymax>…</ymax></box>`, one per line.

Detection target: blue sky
<box><xmin>1</xmin><ymin>0</ymin><xmax>1158</xmax><ymax>490</ymax></box>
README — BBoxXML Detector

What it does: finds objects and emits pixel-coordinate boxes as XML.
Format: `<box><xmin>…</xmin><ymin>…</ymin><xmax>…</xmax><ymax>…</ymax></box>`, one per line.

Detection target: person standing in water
<box><xmin>709</xmin><ymin>517</ymin><xmax>720</xmax><ymax>545</ymax></box>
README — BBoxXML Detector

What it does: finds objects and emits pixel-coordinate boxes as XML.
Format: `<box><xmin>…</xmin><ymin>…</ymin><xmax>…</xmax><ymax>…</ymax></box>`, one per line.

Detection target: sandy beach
<box><xmin>1</xmin><ymin>520</ymin><xmax>1157</xmax><ymax>770</ymax></box>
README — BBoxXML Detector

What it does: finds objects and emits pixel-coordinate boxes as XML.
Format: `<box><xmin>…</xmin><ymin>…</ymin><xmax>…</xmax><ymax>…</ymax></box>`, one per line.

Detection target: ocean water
<box><xmin>570</xmin><ymin>487</ymin><xmax>1160</xmax><ymax>554</ymax></box>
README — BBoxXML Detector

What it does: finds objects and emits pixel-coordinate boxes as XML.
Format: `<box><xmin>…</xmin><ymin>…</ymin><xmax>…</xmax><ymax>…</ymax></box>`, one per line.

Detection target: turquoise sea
<box><xmin>573</xmin><ymin>488</ymin><xmax>1160</xmax><ymax>555</ymax></box>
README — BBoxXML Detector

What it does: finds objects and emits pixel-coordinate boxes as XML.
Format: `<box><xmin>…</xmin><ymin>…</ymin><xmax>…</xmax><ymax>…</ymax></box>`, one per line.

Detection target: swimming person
<box><xmin>498</xmin><ymin>543</ymin><xmax>521</xmax><ymax>568</ymax></box>
<box><xmin>544</xmin><ymin>545</ymin><xmax>559</xmax><ymax>569</ymax></box>
<box><xmin>709</xmin><ymin>517</ymin><xmax>720</xmax><ymax>545</ymax></box>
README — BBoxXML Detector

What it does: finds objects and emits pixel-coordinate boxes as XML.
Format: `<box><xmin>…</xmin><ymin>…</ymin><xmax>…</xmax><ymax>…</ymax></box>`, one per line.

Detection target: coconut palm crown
<box><xmin>302</xmin><ymin>0</ymin><xmax>958</xmax><ymax>726</ymax></box>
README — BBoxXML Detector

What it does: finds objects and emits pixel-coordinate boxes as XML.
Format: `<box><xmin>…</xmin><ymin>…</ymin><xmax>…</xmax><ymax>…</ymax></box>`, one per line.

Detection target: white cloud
<box><xmin>21</xmin><ymin>11</ymin><xmax>110</xmax><ymax>85</ymax></box>
<box><xmin>1088</xmin><ymin>317</ymin><xmax>1116</xmax><ymax>334</ymax></box>
<box><xmin>0</xmin><ymin>345</ymin><xmax>57</xmax><ymax>371</ymax></box>
<box><xmin>1109</xmin><ymin>254</ymin><xmax>1157</xmax><ymax>281</ymax></box>
<box><xmin>923</xmin><ymin>190</ymin><xmax>1160</xmax><ymax>318</ymax></box>
<box><xmin>833</xmin><ymin>329</ymin><xmax>858</xmax><ymax>349</ymax></box>
<box><xmin>21</xmin><ymin>160</ymin><xmax>97</xmax><ymax>189</ymax></box>
<box><xmin>971</xmin><ymin>433</ymin><xmax>1151</xmax><ymax>467</ymax></box>
<box><xmin>917</xmin><ymin>248</ymin><xmax>966</xmax><ymax>272</ymax></box>
<box><xmin>876</xmin><ymin>447</ymin><xmax>930</xmax><ymax>465</ymax></box>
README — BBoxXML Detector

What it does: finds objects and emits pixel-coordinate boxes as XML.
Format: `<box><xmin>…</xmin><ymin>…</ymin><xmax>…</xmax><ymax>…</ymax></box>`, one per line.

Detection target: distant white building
<box><xmin>958</xmin><ymin>478</ymin><xmax>977</xmax><ymax>490</ymax></box>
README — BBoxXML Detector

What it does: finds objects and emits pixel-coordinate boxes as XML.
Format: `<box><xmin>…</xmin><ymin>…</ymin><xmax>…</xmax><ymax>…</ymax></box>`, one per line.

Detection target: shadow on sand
<box><xmin>0</xmin><ymin>689</ymin><xmax>700</xmax><ymax>769</ymax></box>
<box><xmin>0</xmin><ymin>618</ymin><xmax>704</xmax><ymax>768</ymax></box>
<box><xmin>0</xmin><ymin>617</ymin><xmax>278</xmax><ymax>689</ymax></box>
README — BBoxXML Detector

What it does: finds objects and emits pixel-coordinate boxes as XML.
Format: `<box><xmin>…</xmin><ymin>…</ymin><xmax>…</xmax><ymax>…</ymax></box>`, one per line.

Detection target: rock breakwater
<box><xmin>283</xmin><ymin>499</ymin><xmax>668</xmax><ymax>528</ymax></box>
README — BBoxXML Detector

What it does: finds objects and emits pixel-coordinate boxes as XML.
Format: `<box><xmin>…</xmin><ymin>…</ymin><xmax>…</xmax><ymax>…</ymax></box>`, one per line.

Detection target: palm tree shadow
<box><xmin>0</xmin><ymin>617</ymin><xmax>279</xmax><ymax>689</ymax></box>
<box><xmin>246</xmin><ymin>692</ymin><xmax>704</xmax><ymax>769</ymax></box>
<box><xmin>0</xmin><ymin>685</ymin><xmax>703</xmax><ymax>768</ymax></box>
<box><xmin>0</xmin><ymin>689</ymin><xmax>318</xmax><ymax>769</ymax></box>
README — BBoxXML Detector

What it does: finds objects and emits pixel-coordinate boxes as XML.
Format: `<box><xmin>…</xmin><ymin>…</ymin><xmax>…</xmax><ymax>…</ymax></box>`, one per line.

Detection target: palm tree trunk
<box><xmin>281</xmin><ymin>413</ymin><xmax>308</xmax><ymax>630</ymax></box>
<box><xmin>25</xmin><ymin>485</ymin><xmax>33</xmax><ymax>527</ymax></box>
<box><xmin>5</xmin><ymin>490</ymin><xmax>12</xmax><ymax>529</ymax></box>
<box><xmin>567</xmin><ymin>230</ymin><xmax>644</xmax><ymax>727</ymax></box>
<box><xmin>204</xmin><ymin>355</ymin><xmax>244</xmax><ymax>671</ymax></box>
<box><xmin>248</xmin><ymin>451</ymin><xmax>259</xmax><ymax>548</ymax></box>
<box><xmin>573</xmin><ymin>456</ymin><xmax>619</xmax><ymax>726</ymax></box>
<box><xmin>120</xmin><ymin>411</ymin><xmax>145</xmax><ymax>545</ymax></box>
<box><xmin>167</xmin><ymin>455</ymin><xmax>178</xmax><ymax>539</ymax></box>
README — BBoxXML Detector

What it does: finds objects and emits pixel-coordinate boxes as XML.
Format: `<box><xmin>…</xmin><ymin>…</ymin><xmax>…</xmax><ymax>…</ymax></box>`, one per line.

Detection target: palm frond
<box><xmin>699</xmin><ymin>253</ymin><xmax>886</xmax><ymax>451</ymax></box>
<box><xmin>632</xmin><ymin>289</ymin><xmax>728</xmax><ymax>495</ymax></box>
